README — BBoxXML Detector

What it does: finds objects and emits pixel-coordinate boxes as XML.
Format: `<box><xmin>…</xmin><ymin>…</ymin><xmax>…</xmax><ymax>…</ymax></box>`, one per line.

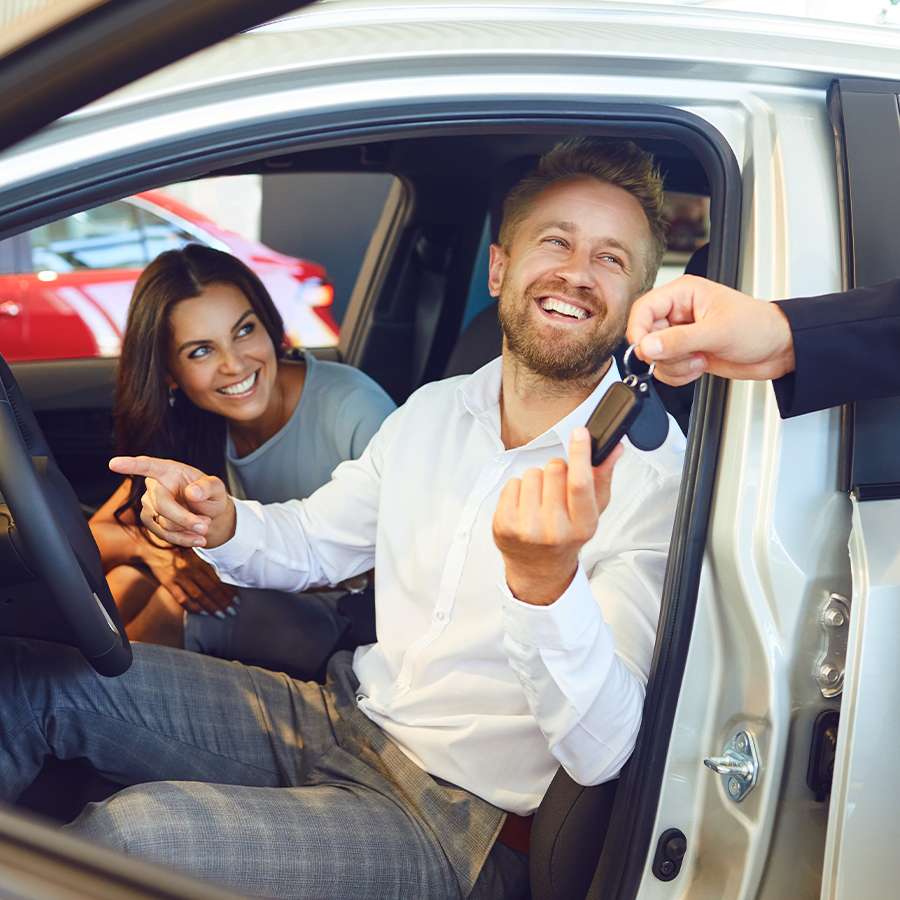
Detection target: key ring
<box><xmin>623</xmin><ymin>343</ymin><xmax>656</xmax><ymax>380</ymax></box>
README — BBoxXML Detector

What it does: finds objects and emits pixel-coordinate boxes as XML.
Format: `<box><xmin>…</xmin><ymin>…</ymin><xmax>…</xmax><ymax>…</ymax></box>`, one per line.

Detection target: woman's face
<box><xmin>166</xmin><ymin>282</ymin><xmax>279</xmax><ymax>423</ymax></box>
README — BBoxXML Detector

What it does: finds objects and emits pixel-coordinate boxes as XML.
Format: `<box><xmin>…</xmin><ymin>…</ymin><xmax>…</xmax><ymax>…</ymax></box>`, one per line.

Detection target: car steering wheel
<box><xmin>0</xmin><ymin>352</ymin><xmax>131</xmax><ymax>676</ymax></box>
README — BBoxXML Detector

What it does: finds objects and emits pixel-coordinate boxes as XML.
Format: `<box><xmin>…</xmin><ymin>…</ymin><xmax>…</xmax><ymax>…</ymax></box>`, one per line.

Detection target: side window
<box><xmin>0</xmin><ymin>173</ymin><xmax>396</xmax><ymax>363</ymax></box>
<box><xmin>655</xmin><ymin>191</ymin><xmax>710</xmax><ymax>287</ymax></box>
<box><xmin>31</xmin><ymin>201</ymin><xmax>149</xmax><ymax>271</ymax></box>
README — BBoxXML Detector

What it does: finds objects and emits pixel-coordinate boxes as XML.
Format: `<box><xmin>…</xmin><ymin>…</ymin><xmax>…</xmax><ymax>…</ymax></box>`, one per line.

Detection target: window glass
<box><xmin>655</xmin><ymin>192</ymin><xmax>711</xmax><ymax>287</ymax></box>
<box><xmin>31</xmin><ymin>201</ymin><xmax>147</xmax><ymax>271</ymax></box>
<box><xmin>0</xmin><ymin>173</ymin><xmax>397</xmax><ymax>362</ymax></box>
<box><xmin>136</xmin><ymin>207</ymin><xmax>197</xmax><ymax>261</ymax></box>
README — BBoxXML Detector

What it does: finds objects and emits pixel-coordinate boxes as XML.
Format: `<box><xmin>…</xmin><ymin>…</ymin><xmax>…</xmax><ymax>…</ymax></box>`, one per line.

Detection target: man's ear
<box><xmin>488</xmin><ymin>244</ymin><xmax>507</xmax><ymax>298</ymax></box>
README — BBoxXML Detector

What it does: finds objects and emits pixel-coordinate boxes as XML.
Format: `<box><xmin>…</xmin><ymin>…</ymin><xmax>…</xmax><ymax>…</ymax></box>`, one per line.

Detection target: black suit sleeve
<box><xmin>770</xmin><ymin>278</ymin><xmax>900</xmax><ymax>418</ymax></box>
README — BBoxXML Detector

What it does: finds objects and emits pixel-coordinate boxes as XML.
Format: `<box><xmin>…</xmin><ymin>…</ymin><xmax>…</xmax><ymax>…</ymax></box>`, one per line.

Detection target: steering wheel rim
<box><xmin>0</xmin><ymin>355</ymin><xmax>131</xmax><ymax>676</ymax></box>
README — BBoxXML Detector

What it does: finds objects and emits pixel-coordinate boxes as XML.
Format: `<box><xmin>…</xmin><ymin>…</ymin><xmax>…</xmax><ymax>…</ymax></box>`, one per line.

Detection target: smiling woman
<box><xmin>87</xmin><ymin>244</ymin><xmax>395</xmax><ymax>669</ymax></box>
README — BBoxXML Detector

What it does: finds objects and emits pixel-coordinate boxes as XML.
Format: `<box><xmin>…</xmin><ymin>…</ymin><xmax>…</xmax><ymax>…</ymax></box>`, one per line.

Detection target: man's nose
<box><xmin>553</xmin><ymin>247</ymin><xmax>595</xmax><ymax>288</ymax></box>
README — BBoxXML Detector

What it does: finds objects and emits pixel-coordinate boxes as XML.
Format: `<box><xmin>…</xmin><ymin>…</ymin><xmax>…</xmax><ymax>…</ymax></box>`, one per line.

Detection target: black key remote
<box><xmin>587</xmin><ymin>378</ymin><xmax>645</xmax><ymax>465</ymax></box>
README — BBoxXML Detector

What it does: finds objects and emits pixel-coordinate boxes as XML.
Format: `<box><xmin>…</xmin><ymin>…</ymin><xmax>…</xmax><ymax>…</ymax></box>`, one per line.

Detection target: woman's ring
<box><xmin>152</xmin><ymin>512</ymin><xmax>160</xmax><ymax>524</ymax></box>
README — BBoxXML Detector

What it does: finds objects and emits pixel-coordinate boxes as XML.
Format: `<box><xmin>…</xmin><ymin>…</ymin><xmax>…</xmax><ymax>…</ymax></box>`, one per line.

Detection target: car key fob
<box><xmin>586</xmin><ymin>345</ymin><xmax>658</xmax><ymax>465</ymax></box>
<box><xmin>587</xmin><ymin>378</ymin><xmax>646</xmax><ymax>465</ymax></box>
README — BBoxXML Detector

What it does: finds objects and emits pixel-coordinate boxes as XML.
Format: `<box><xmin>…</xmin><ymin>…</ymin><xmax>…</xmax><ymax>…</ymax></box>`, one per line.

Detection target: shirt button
<box><xmin>396</xmin><ymin>681</ymin><xmax>405</xmax><ymax>690</ymax></box>
<box><xmin>436</xmin><ymin>611</ymin><xmax>445</xmax><ymax>620</ymax></box>
<box><xmin>494</xmin><ymin>456</ymin><xmax>505</xmax><ymax>466</ymax></box>
<box><xmin>458</xmin><ymin>530</ymin><xmax>468</xmax><ymax>541</ymax></box>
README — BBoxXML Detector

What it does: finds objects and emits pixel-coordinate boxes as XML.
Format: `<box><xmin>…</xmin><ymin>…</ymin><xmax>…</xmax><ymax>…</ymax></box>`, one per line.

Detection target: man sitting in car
<box><xmin>0</xmin><ymin>138</ymin><xmax>684</xmax><ymax>900</ymax></box>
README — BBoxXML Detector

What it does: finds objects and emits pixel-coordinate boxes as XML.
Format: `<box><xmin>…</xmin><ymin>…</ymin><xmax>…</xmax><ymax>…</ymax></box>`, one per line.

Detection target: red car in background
<box><xmin>0</xmin><ymin>189</ymin><xmax>339</xmax><ymax>361</ymax></box>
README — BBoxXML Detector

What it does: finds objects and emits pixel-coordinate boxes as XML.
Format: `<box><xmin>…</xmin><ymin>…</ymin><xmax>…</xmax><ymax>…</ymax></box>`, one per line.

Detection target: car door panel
<box><xmin>818</xmin><ymin>78</ymin><xmax>900</xmax><ymax>900</ymax></box>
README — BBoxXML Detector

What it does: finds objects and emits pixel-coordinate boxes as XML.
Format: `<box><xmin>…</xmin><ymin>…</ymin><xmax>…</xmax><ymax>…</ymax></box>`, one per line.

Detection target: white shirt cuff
<box><xmin>500</xmin><ymin>563</ymin><xmax>605</xmax><ymax>651</ymax></box>
<box><xmin>195</xmin><ymin>498</ymin><xmax>265</xmax><ymax>570</ymax></box>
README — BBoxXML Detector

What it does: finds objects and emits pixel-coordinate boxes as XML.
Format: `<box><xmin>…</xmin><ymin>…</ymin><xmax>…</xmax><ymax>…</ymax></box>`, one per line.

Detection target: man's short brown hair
<box><xmin>498</xmin><ymin>138</ymin><xmax>667</xmax><ymax>294</ymax></box>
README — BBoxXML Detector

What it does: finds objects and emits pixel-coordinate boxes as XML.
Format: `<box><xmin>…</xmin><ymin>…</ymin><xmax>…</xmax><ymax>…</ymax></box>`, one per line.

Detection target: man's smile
<box><xmin>537</xmin><ymin>295</ymin><xmax>593</xmax><ymax>321</ymax></box>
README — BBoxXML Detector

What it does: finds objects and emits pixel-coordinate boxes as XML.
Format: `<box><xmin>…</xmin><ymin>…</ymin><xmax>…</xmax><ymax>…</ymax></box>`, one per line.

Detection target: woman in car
<box><xmin>89</xmin><ymin>243</ymin><xmax>395</xmax><ymax>676</ymax></box>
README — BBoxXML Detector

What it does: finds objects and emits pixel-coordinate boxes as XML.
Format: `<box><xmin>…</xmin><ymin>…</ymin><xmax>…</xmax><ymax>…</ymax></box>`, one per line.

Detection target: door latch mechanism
<box><xmin>703</xmin><ymin>730</ymin><xmax>759</xmax><ymax>802</ymax></box>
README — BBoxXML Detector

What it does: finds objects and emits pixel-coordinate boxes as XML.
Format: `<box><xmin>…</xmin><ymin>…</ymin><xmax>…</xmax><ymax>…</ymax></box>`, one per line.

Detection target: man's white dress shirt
<box><xmin>201</xmin><ymin>358</ymin><xmax>685</xmax><ymax>815</ymax></box>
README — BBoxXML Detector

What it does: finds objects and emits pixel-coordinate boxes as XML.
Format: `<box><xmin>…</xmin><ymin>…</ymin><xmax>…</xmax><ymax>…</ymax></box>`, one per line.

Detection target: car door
<box><xmin>815</xmin><ymin>77</ymin><xmax>900</xmax><ymax>900</ymax></box>
<box><xmin>610</xmin><ymin>76</ymin><xmax>900</xmax><ymax>900</ymax></box>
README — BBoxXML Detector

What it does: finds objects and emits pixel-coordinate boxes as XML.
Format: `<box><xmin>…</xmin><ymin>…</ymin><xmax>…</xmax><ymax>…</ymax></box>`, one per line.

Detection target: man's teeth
<box><xmin>219</xmin><ymin>372</ymin><xmax>258</xmax><ymax>395</ymax></box>
<box><xmin>540</xmin><ymin>298</ymin><xmax>588</xmax><ymax>319</ymax></box>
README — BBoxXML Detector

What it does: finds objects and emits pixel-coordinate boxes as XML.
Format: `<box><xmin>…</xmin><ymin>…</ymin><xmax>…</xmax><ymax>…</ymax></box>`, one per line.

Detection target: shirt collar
<box><xmin>455</xmin><ymin>355</ymin><xmax>621</xmax><ymax>456</ymax></box>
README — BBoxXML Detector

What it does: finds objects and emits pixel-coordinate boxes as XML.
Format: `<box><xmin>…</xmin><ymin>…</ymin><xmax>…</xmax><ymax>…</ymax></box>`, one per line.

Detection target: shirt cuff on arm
<box><xmin>500</xmin><ymin>563</ymin><xmax>607</xmax><ymax>652</ymax></box>
<box><xmin>195</xmin><ymin>498</ymin><xmax>264</xmax><ymax>571</ymax></box>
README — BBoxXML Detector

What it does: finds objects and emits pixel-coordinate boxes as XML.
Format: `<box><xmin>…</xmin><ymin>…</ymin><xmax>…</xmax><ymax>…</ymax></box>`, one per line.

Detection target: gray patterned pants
<box><xmin>0</xmin><ymin>638</ymin><xmax>528</xmax><ymax>900</ymax></box>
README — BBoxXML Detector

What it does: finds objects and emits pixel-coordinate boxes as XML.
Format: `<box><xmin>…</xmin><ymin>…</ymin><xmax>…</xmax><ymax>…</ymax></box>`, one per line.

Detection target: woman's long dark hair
<box><xmin>114</xmin><ymin>243</ymin><xmax>287</xmax><ymax>525</ymax></box>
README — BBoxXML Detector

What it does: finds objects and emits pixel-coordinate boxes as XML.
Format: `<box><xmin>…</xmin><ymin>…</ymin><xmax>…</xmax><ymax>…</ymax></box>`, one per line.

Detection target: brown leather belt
<box><xmin>496</xmin><ymin>812</ymin><xmax>534</xmax><ymax>855</ymax></box>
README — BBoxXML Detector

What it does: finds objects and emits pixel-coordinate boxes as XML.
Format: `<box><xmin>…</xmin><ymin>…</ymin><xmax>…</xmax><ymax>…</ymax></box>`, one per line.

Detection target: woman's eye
<box><xmin>187</xmin><ymin>345</ymin><xmax>211</xmax><ymax>360</ymax></box>
<box><xmin>236</xmin><ymin>322</ymin><xmax>255</xmax><ymax>338</ymax></box>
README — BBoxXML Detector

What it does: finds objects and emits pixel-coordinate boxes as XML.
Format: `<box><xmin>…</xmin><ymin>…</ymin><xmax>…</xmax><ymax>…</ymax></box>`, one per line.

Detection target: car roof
<box><xmin>80</xmin><ymin>0</ymin><xmax>900</xmax><ymax>119</ymax></box>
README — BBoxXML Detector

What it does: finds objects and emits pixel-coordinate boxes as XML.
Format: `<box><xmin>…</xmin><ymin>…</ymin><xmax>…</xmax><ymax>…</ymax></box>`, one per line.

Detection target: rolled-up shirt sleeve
<box><xmin>501</xmin><ymin>461</ymin><xmax>680</xmax><ymax>787</ymax></box>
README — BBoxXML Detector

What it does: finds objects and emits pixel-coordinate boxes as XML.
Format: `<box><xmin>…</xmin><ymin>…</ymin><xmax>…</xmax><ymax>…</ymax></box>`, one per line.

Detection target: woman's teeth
<box><xmin>219</xmin><ymin>371</ymin><xmax>258</xmax><ymax>395</ymax></box>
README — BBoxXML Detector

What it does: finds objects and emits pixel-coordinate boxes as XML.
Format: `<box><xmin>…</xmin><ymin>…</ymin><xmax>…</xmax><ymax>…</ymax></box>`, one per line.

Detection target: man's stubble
<box><xmin>498</xmin><ymin>277</ymin><xmax>628</xmax><ymax>388</ymax></box>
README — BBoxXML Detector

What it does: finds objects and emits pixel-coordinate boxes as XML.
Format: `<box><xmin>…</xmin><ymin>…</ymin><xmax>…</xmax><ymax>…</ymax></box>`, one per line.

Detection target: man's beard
<box><xmin>498</xmin><ymin>278</ymin><xmax>626</xmax><ymax>382</ymax></box>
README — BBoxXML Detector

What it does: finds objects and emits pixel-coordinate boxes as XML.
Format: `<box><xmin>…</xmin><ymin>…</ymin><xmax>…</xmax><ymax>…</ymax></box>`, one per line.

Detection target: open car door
<box><xmin>598</xmin><ymin>76</ymin><xmax>900</xmax><ymax>900</ymax></box>
<box><xmin>818</xmin><ymin>77</ymin><xmax>900</xmax><ymax>900</ymax></box>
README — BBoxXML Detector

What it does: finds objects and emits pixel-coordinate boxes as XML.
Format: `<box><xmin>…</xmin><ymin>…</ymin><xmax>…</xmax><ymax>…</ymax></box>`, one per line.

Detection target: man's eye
<box><xmin>600</xmin><ymin>254</ymin><xmax>623</xmax><ymax>266</ymax></box>
<box><xmin>545</xmin><ymin>237</ymin><xmax>567</xmax><ymax>247</ymax></box>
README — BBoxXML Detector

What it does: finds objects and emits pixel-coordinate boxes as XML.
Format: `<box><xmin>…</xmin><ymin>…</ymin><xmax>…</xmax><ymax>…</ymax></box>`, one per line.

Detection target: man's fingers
<box><xmin>591</xmin><ymin>442</ymin><xmax>624</xmax><ymax>512</ymax></box>
<box><xmin>638</xmin><ymin>319</ymin><xmax>721</xmax><ymax>363</ymax></box>
<box><xmin>144</xmin><ymin>481</ymin><xmax>210</xmax><ymax>533</ymax></box>
<box><xmin>110</xmin><ymin>455</ymin><xmax>201</xmax><ymax>483</ymax></box>
<box><xmin>517</xmin><ymin>468</ymin><xmax>545</xmax><ymax>540</ymax></box>
<box><xmin>646</xmin><ymin>353</ymin><xmax>709</xmax><ymax>386</ymax></box>
<box><xmin>183</xmin><ymin>476</ymin><xmax>228</xmax><ymax>516</ymax></box>
<box><xmin>566</xmin><ymin>428</ymin><xmax>608</xmax><ymax>530</ymax></box>
<box><xmin>140</xmin><ymin>506</ymin><xmax>206</xmax><ymax>548</ymax></box>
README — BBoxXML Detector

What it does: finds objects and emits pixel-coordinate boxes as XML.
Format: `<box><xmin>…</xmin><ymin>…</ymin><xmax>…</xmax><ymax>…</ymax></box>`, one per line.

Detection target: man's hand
<box><xmin>626</xmin><ymin>274</ymin><xmax>796</xmax><ymax>386</ymax></box>
<box><xmin>492</xmin><ymin>428</ymin><xmax>623</xmax><ymax>606</ymax></box>
<box><xmin>109</xmin><ymin>456</ymin><xmax>236</xmax><ymax>549</ymax></box>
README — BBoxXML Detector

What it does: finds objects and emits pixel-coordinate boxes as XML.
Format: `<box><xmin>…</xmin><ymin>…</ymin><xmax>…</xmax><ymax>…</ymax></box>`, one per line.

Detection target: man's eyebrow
<box><xmin>176</xmin><ymin>309</ymin><xmax>255</xmax><ymax>354</ymax></box>
<box><xmin>530</xmin><ymin>219</ymin><xmax>578</xmax><ymax>238</ymax></box>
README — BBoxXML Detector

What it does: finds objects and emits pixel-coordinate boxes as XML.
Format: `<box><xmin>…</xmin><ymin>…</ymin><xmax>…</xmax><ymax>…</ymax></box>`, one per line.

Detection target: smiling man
<box><xmin>0</xmin><ymin>139</ymin><xmax>684</xmax><ymax>900</ymax></box>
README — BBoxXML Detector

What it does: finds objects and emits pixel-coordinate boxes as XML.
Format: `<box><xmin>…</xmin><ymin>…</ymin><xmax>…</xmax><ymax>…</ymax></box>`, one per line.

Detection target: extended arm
<box><xmin>110</xmin><ymin>430</ymin><xmax>385</xmax><ymax>593</ymax></box>
<box><xmin>627</xmin><ymin>274</ymin><xmax>900</xmax><ymax>417</ymax></box>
